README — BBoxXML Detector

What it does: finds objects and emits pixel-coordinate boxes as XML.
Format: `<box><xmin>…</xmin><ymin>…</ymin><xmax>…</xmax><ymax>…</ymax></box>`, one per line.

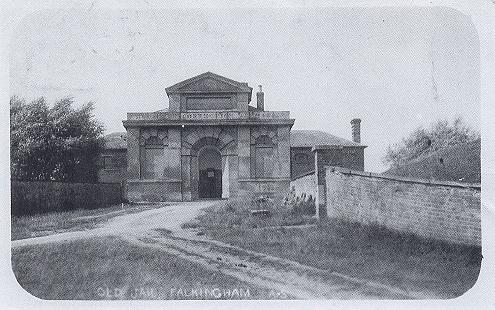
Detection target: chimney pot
<box><xmin>257</xmin><ymin>85</ymin><xmax>264</xmax><ymax>111</ymax></box>
<box><xmin>351</xmin><ymin>118</ymin><xmax>361</xmax><ymax>143</ymax></box>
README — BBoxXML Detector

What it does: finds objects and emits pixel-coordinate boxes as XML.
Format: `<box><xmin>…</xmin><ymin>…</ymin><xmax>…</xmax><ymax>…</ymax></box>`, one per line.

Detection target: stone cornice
<box><xmin>127</xmin><ymin>111</ymin><xmax>291</xmax><ymax>120</ymax></box>
<box><xmin>123</xmin><ymin>111</ymin><xmax>295</xmax><ymax>127</ymax></box>
<box><xmin>312</xmin><ymin>144</ymin><xmax>367</xmax><ymax>150</ymax></box>
<box><xmin>123</xmin><ymin>118</ymin><xmax>295</xmax><ymax>127</ymax></box>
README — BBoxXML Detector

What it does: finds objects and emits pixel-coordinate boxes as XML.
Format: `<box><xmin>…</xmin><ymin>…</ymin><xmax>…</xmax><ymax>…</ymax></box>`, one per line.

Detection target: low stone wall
<box><xmin>237</xmin><ymin>178</ymin><xmax>290</xmax><ymax>202</ymax></box>
<box><xmin>98</xmin><ymin>168</ymin><xmax>127</xmax><ymax>184</ymax></box>
<box><xmin>11</xmin><ymin>181</ymin><xmax>123</xmax><ymax>216</ymax></box>
<box><xmin>325</xmin><ymin>167</ymin><xmax>481</xmax><ymax>247</ymax></box>
<box><xmin>126</xmin><ymin>179</ymin><xmax>182</xmax><ymax>202</ymax></box>
<box><xmin>290</xmin><ymin>171</ymin><xmax>316</xmax><ymax>202</ymax></box>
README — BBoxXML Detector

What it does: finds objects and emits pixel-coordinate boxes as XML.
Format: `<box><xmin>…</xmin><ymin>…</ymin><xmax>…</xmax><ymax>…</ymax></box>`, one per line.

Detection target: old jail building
<box><xmin>98</xmin><ymin>72</ymin><xmax>366</xmax><ymax>202</ymax></box>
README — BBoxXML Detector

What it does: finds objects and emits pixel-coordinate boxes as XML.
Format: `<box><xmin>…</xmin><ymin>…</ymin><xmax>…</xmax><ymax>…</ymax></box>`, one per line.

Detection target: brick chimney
<box><xmin>351</xmin><ymin>118</ymin><xmax>361</xmax><ymax>143</ymax></box>
<box><xmin>256</xmin><ymin>85</ymin><xmax>264</xmax><ymax>111</ymax></box>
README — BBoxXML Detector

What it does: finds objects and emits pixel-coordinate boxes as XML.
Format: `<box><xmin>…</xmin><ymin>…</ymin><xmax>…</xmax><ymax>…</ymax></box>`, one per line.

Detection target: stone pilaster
<box><xmin>237</xmin><ymin>127</ymin><xmax>251</xmax><ymax>179</ymax></box>
<box><xmin>222</xmin><ymin>156</ymin><xmax>230</xmax><ymax>198</ymax></box>
<box><xmin>166</xmin><ymin>127</ymin><xmax>182</xmax><ymax>180</ymax></box>
<box><xmin>126</xmin><ymin>127</ymin><xmax>141</xmax><ymax>179</ymax></box>
<box><xmin>228</xmin><ymin>154</ymin><xmax>239</xmax><ymax>197</ymax></box>
<box><xmin>190</xmin><ymin>156</ymin><xmax>199</xmax><ymax>200</ymax></box>
<box><xmin>277</xmin><ymin>126</ymin><xmax>291</xmax><ymax>179</ymax></box>
<box><xmin>181</xmin><ymin>155</ymin><xmax>191</xmax><ymax>201</ymax></box>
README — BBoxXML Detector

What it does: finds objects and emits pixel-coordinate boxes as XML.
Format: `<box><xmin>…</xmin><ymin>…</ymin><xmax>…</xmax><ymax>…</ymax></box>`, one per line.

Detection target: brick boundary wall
<box><xmin>324</xmin><ymin>166</ymin><xmax>481</xmax><ymax>247</ymax></box>
<box><xmin>11</xmin><ymin>181</ymin><xmax>124</xmax><ymax>216</ymax></box>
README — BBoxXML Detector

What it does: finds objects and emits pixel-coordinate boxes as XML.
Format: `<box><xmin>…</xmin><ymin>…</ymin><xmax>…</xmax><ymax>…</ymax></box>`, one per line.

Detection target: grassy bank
<box><xmin>12</xmin><ymin>236</ymin><xmax>268</xmax><ymax>300</ymax></box>
<box><xmin>11</xmin><ymin>203</ymin><xmax>165</xmax><ymax>240</ymax></box>
<box><xmin>197</xmin><ymin>200</ymin><xmax>481</xmax><ymax>298</ymax></box>
<box><xmin>194</xmin><ymin>197</ymin><xmax>317</xmax><ymax>230</ymax></box>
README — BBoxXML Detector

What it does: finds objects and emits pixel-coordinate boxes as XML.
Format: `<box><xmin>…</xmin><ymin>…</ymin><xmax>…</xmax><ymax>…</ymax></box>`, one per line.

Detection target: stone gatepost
<box><xmin>313</xmin><ymin>147</ymin><xmax>327</xmax><ymax>219</ymax></box>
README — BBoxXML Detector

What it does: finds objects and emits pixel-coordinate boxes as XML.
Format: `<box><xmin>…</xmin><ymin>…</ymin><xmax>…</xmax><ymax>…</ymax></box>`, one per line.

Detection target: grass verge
<box><xmin>12</xmin><ymin>236</ymin><xmax>269</xmax><ymax>300</ymax></box>
<box><xmin>194</xmin><ymin>198</ymin><xmax>317</xmax><ymax>230</ymax></box>
<box><xmin>11</xmin><ymin>203</ymin><xmax>165</xmax><ymax>240</ymax></box>
<box><xmin>198</xmin><ymin>208</ymin><xmax>481</xmax><ymax>299</ymax></box>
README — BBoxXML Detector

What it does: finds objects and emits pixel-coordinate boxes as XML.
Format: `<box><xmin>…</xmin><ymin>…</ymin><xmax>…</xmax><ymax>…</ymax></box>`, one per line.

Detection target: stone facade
<box><xmin>122</xmin><ymin>72</ymin><xmax>295</xmax><ymax>202</ymax></box>
<box><xmin>99</xmin><ymin>72</ymin><xmax>367</xmax><ymax>202</ymax></box>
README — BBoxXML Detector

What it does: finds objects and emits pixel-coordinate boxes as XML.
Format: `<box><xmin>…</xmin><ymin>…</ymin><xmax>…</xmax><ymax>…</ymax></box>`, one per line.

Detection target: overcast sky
<box><xmin>10</xmin><ymin>6</ymin><xmax>480</xmax><ymax>172</ymax></box>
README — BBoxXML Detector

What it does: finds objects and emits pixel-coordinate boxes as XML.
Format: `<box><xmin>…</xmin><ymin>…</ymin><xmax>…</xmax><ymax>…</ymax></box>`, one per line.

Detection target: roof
<box><xmin>165</xmin><ymin>71</ymin><xmax>253</xmax><ymax>102</ymax></box>
<box><xmin>105</xmin><ymin>129</ymin><xmax>364</xmax><ymax>150</ymax></box>
<box><xmin>103</xmin><ymin>132</ymin><xmax>127</xmax><ymax>149</ymax></box>
<box><xmin>290</xmin><ymin>130</ymin><xmax>364</xmax><ymax>148</ymax></box>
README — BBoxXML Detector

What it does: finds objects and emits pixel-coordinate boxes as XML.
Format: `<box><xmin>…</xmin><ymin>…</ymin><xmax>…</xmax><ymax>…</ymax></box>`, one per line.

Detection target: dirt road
<box><xmin>11</xmin><ymin>201</ymin><xmax>429</xmax><ymax>299</ymax></box>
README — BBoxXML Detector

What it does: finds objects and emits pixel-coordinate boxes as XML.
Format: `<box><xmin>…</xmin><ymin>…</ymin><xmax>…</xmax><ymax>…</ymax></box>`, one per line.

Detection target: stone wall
<box><xmin>97</xmin><ymin>149</ymin><xmax>127</xmax><ymax>184</ymax></box>
<box><xmin>126</xmin><ymin>180</ymin><xmax>182</xmax><ymax>202</ymax></box>
<box><xmin>325</xmin><ymin>166</ymin><xmax>481</xmax><ymax>247</ymax></box>
<box><xmin>11</xmin><ymin>181</ymin><xmax>123</xmax><ymax>216</ymax></box>
<box><xmin>290</xmin><ymin>171</ymin><xmax>316</xmax><ymax>202</ymax></box>
<box><xmin>314</xmin><ymin>147</ymin><xmax>365</xmax><ymax>218</ymax></box>
<box><xmin>238</xmin><ymin>179</ymin><xmax>290</xmax><ymax>203</ymax></box>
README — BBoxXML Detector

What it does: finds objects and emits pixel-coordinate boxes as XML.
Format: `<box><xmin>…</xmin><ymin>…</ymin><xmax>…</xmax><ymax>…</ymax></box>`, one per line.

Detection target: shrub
<box><xmin>283</xmin><ymin>187</ymin><xmax>316</xmax><ymax>216</ymax></box>
<box><xmin>197</xmin><ymin>195</ymin><xmax>316</xmax><ymax>230</ymax></box>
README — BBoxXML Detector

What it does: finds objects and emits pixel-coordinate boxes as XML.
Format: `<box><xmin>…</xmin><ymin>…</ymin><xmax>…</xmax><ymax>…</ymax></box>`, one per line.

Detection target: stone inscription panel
<box><xmin>128</xmin><ymin>111</ymin><xmax>291</xmax><ymax>121</ymax></box>
<box><xmin>180</xmin><ymin>111</ymin><xmax>290</xmax><ymax>120</ymax></box>
<box><xmin>186</xmin><ymin>97</ymin><xmax>234</xmax><ymax>110</ymax></box>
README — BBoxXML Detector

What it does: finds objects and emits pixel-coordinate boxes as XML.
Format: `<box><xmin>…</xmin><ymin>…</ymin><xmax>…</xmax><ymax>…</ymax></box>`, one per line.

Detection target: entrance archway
<box><xmin>198</xmin><ymin>146</ymin><xmax>222</xmax><ymax>199</ymax></box>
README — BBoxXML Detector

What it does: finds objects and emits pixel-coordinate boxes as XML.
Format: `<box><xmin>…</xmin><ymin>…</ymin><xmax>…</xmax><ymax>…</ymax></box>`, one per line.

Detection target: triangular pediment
<box><xmin>165</xmin><ymin>72</ymin><xmax>252</xmax><ymax>94</ymax></box>
<box><xmin>180</xmin><ymin>77</ymin><xmax>240</xmax><ymax>92</ymax></box>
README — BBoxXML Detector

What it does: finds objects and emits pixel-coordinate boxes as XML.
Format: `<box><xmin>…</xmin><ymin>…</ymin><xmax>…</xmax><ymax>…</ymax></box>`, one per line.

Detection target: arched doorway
<box><xmin>198</xmin><ymin>146</ymin><xmax>222</xmax><ymax>199</ymax></box>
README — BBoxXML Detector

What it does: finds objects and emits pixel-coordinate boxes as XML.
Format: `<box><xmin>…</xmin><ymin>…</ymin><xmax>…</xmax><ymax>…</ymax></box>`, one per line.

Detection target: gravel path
<box><xmin>11</xmin><ymin>201</ymin><xmax>433</xmax><ymax>299</ymax></box>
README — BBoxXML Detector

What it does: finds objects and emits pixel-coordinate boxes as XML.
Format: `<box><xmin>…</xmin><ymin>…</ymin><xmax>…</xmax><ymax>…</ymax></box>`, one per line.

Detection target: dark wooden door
<box><xmin>199</xmin><ymin>168</ymin><xmax>222</xmax><ymax>198</ymax></box>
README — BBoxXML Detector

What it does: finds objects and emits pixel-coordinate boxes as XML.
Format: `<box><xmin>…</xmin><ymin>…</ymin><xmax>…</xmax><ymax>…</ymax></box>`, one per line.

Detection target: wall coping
<box><xmin>127</xmin><ymin>179</ymin><xmax>182</xmax><ymax>184</ymax></box>
<box><xmin>123</xmin><ymin>119</ymin><xmax>295</xmax><ymax>127</ymax></box>
<box><xmin>238</xmin><ymin>178</ymin><xmax>291</xmax><ymax>182</ymax></box>
<box><xmin>325</xmin><ymin>166</ymin><xmax>481</xmax><ymax>190</ymax></box>
<box><xmin>312</xmin><ymin>144</ymin><xmax>367</xmax><ymax>150</ymax></box>
<box><xmin>291</xmin><ymin>170</ymin><xmax>315</xmax><ymax>181</ymax></box>
<box><xmin>10</xmin><ymin>180</ymin><xmax>105</xmax><ymax>186</ymax></box>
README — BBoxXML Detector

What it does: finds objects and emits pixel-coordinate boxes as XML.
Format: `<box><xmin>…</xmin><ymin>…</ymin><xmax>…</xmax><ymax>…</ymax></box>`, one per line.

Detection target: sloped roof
<box><xmin>105</xmin><ymin>129</ymin><xmax>363</xmax><ymax>150</ymax></box>
<box><xmin>165</xmin><ymin>72</ymin><xmax>252</xmax><ymax>100</ymax></box>
<box><xmin>290</xmin><ymin>130</ymin><xmax>363</xmax><ymax>148</ymax></box>
<box><xmin>103</xmin><ymin>132</ymin><xmax>127</xmax><ymax>149</ymax></box>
